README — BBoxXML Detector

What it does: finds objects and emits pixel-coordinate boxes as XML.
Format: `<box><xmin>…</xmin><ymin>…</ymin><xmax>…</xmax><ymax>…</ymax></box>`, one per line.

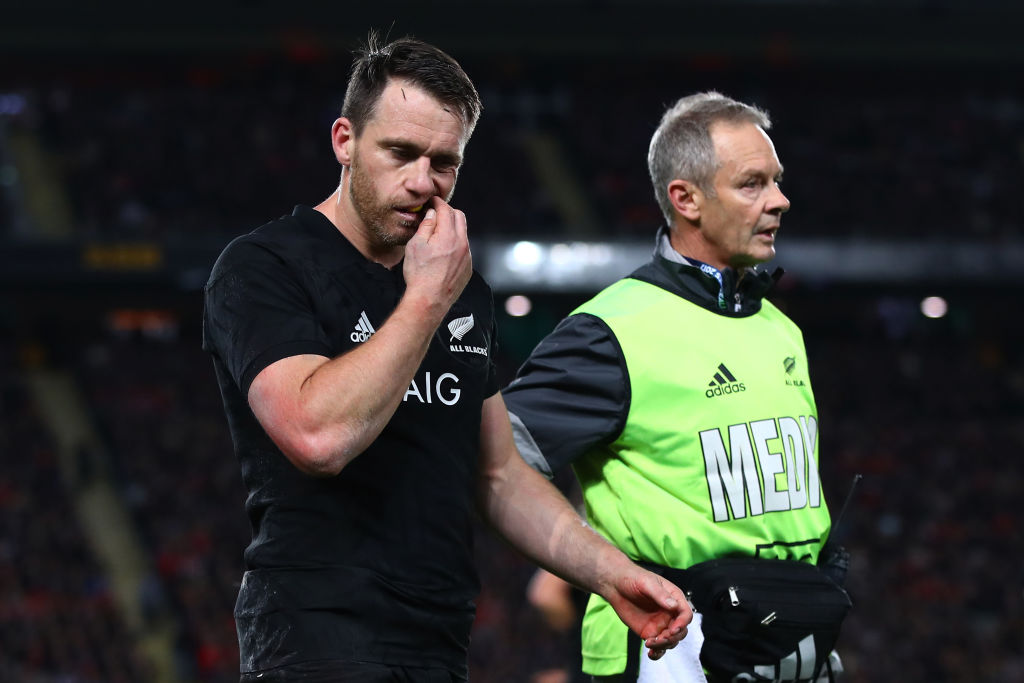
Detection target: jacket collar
<box><xmin>628</xmin><ymin>226</ymin><xmax>783</xmax><ymax>317</ymax></box>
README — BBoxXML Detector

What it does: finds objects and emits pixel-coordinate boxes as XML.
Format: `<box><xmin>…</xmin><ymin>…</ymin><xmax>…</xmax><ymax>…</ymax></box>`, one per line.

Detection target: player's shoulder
<box><xmin>207</xmin><ymin>218</ymin><xmax>291</xmax><ymax>283</ymax></box>
<box><xmin>456</xmin><ymin>269</ymin><xmax>496</xmax><ymax>319</ymax></box>
<box><xmin>208</xmin><ymin>206</ymin><xmax>344</xmax><ymax>283</ymax></box>
<box><xmin>465</xmin><ymin>269</ymin><xmax>492</xmax><ymax>296</ymax></box>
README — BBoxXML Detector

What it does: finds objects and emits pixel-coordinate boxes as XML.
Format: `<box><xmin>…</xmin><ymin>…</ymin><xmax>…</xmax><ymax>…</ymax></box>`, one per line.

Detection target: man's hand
<box><xmin>403</xmin><ymin>196</ymin><xmax>472</xmax><ymax>317</ymax></box>
<box><xmin>600</xmin><ymin>567</ymin><xmax>692</xmax><ymax>660</ymax></box>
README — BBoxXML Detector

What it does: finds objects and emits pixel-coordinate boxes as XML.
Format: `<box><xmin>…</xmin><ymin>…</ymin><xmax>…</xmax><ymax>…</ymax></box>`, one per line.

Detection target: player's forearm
<box><xmin>270</xmin><ymin>291</ymin><xmax>446</xmax><ymax>475</ymax></box>
<box><xmin>480</xmin><ymin>451</ymin><xmax>633</xmax><ymax>596</ymax></box>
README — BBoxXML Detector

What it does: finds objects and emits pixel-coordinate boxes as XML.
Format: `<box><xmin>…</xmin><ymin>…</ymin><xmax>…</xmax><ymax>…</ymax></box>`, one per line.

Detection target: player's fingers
<box><xmin>658</xmin><ymin>576</ymin><xmax>687</xmax><ymax>609</ymax></box>
<box><xmin>452</xmin><ymin>207</ymin><xmax>468</xmax><ymax>242</ymax></box>
<box><xmin>426</xmin><ymin>196</ymin><xmax>454</xmax><ymax>240</ymax></box>
<box><xmin>645</xmin><ymin>623</ymin><xmax>686</xmax><ymax>649</ymax></box>
<box><xmin>640</xmin><ymin>574</ymin><xmax>683</xmax><ymax>614</ymax></box>
<box><xmin>670</xmin><ymin>612</ymin><xmax>690</xmax><ymax>635</ymax></box>
<box><xmin>653</xmin><ymin>579</ymin><xmax>693</xmax><ymax>634</ymax></box>
<box><xmin>416</xmin><ymin>206</ymin><xmax>438</xmax><ymax>242</ymax></box>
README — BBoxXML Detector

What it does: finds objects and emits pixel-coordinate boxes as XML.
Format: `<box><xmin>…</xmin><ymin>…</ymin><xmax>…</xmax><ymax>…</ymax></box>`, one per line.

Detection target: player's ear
<box><xmin>331</xmin><ymin>117</ymin><xmax>355</xmax><ymax>166</ymax></box>
<box><xmin>668</xmin><ymin>179</ymin><xmax>702</xmax><ymax>222</ymax></box>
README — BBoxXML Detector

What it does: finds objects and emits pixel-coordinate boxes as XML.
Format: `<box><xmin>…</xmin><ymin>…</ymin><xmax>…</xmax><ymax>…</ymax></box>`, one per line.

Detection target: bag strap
<box><xmin>638</xmin><ymin>561</ymin><xmax>691</xmax><ymax>594</ymax></box>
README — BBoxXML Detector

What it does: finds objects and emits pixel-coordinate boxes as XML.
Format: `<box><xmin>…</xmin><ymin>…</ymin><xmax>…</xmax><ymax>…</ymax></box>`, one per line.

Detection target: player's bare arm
<box><xmin>476</xmin><ymin>393</ymin><xmax>692</xmax><ymax>656</ymax></box>
<box><xmin>247</xmin><ymin>198</ymin><xmax>472</xmax><ymax>476</ymax></box>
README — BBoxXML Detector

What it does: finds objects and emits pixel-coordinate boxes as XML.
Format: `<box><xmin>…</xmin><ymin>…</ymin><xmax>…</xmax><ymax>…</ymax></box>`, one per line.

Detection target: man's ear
<box><xmin>667</xmin><ymin>179</ymin><xmax>702</xmax><ymax>222</ymax></box>
<box><xmin>331</xmin><ymin>117</ymin><xmax>355</xmax><ymax>166</ymax></box>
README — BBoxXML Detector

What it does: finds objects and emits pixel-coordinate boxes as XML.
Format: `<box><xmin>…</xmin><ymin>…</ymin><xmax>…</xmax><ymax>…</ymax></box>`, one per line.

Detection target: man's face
<box><xmin>347</xmin><ymin>79</ymin><xmax>468</xmax><ymax>247</ymax></box>
<box><xmin>696</xmin><ymin>121</ymin><xmax>790</xmax><ymax>271</ymax></box>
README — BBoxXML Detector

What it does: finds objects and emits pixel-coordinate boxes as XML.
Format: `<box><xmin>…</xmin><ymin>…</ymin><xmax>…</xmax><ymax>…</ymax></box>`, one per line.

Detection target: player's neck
<box><xmin>315</xmin><ymin>190</ymin><xmax>405</xmax><ymax>269</ymax></box>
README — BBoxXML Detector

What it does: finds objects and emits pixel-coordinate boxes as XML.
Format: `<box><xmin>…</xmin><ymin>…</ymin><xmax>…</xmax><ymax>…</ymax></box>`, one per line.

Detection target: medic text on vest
<box><xmin>699</xmin><ymin>415</ymin><xmax>821</xmax><ymax>522</ymax></box>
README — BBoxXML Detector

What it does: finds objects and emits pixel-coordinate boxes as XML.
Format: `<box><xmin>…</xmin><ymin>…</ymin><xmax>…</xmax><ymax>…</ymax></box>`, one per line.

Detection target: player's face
<box><xmin>697</xmin><ymin>121</ymin><xmax>790</xmax><ymax>271</ymax></box>
<box><xmin>348</xmin><ymin>79</ymin><xmax>468</xmax><ymax>248</ymax></box>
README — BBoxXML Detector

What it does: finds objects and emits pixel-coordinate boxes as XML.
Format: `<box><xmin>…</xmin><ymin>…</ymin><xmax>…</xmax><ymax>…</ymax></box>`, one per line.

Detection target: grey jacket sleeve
<box><xmin>501</xmin><ymin>313</ymin><xmax>629</xmax><ymax>477</ymax></box>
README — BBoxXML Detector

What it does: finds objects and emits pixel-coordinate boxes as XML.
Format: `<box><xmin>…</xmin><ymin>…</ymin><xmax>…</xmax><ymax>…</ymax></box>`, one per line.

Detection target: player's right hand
<box><xmin>403</xmin><ymin>196</ymin><xmax>472</xmax><ymax>316</ymax></box>
<box><xmin>601</xmin><ymin>566</ymin><xmax>692</xmax><ymax>659</ymax></box>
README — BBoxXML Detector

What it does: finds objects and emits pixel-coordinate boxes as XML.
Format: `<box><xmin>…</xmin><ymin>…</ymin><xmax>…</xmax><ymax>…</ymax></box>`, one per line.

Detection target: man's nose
<box><xmin>770</xmin><ymin>183</ymin><xmax>791</xmax><ymax>214</ymax></box>
<box><xmin>405</xmin><ymin>157</ymin><xmax>435</xmax><ymax>196</ymax></box>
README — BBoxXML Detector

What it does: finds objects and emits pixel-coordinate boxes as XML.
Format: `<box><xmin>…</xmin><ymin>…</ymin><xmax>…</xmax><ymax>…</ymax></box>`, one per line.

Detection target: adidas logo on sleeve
<box><xmin>705</xmin><ymin>363</ymin><xmax>746</xmax><ymax>398</ymax></box>
<box><xmin>350</xmin><ymin>311</ymin><xmax>376</xmax><ymax>343</ymax></box>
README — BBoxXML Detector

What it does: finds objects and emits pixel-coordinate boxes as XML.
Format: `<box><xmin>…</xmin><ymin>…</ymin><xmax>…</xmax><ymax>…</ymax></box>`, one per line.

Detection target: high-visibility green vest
<box><xmin>571</xmin><ymin>278</ymin><xmax>832</xmax><ymax>675</ymax></box>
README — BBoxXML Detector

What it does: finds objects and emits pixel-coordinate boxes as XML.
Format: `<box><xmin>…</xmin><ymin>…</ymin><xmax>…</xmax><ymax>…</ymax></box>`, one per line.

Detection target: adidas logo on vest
<box><xmin>705</xmin><ymin>362</ymin><xmax>746</xmax><ymax>398</ymax></box>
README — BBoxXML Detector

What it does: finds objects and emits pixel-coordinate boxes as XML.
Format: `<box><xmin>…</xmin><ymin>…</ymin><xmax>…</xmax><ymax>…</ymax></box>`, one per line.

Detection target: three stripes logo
<box><xmin>705</xmin><ymin>362</ymin><xmax>746</xmax><ymax>398</ymax></box>
<box><xmin>350</xmin><ymin>311</ymin><xmax>376</xmax><ymax>343</ymax></box>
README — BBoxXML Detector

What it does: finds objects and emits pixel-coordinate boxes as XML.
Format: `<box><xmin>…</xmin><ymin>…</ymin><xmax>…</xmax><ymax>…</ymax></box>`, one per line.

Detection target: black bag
<box><xmin>648</xmin><ymin>557</ymin><xmax>852</xmax><ymax>683</ymax></box>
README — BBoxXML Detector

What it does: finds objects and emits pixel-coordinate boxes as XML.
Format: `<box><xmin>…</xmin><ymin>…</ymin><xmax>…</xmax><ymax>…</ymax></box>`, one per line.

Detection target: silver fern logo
<box><xmin>447</xmin><ymin>314</ymin><xmax>475</xmax><ymax>341</ymax></box>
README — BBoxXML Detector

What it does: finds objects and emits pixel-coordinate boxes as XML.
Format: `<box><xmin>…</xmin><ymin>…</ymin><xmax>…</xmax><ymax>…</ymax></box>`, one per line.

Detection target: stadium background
<box><xmin>1</xmin><ymin>0</ymin><xmax>1021</xmax><ymax>680</ymax></box>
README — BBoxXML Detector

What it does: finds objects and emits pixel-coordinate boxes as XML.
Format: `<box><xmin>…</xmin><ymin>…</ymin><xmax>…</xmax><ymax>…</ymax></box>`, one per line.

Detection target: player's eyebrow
<box><xmin>379</xmin><ymin>137</ymin><xmax>463</xmax><ymax>167</ymax></box>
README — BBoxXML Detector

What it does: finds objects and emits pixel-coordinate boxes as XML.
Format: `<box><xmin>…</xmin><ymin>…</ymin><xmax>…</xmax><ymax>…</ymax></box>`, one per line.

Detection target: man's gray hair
<box><xmin>647</xmin><ymin>91</ymin><xmax>772</xmax><ymax>224</ymax></box>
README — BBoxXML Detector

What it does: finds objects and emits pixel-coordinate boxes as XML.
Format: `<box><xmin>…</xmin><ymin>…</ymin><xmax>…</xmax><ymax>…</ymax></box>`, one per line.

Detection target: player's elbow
<box><xmin>278</xmin><ymin>428</ymin><xmax>355</xmax><ymax>477</ymax></box>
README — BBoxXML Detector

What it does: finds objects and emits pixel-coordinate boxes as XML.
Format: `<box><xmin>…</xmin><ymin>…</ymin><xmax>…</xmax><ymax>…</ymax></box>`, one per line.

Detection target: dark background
<box><xmin>1</xmin><ymin>1</ymin><xmax>1021</xmax><ymax>681</ymax></box>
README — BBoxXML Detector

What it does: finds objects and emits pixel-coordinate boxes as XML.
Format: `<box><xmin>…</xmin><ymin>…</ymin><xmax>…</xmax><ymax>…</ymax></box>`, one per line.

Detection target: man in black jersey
<box><xmin>202</xmin><ymin>33</ymin><xmax>691</xmax><ymax>682</ymax></box>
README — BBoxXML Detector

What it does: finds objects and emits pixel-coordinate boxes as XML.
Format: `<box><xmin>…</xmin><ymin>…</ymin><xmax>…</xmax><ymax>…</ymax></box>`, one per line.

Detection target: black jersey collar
<box><xmin>291</xmin><ymin>205</ymin><xmax>365</xmax><ymax>260</ymax></box>
<box><xmin>291</xmin><ymin>205</ymin><xmax>405</xmax><ymax>285</ymax></box>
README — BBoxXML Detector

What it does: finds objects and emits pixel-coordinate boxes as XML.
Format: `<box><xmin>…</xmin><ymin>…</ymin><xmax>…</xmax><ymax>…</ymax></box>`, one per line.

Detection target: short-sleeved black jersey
<box><xmin>202</xmin><ymin>205</ymin><xmax>499</xmax><ymax>676</ymax></box>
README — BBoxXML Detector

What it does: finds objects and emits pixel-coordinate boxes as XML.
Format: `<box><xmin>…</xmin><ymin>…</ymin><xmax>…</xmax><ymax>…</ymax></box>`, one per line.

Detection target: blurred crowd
<box><xmin>807</xmin><ymin>302</ymin><xmax>1024</xmax><ymax>682</ymax></box>
<box><xmin>2</xmin><ymin>53</ymin><xmax>1022</xmax><ymax>243</ymax></box>
<box><xmin>75</xmin><ymin>332</ymin><xmax>246</xmax><ymax>682</ymax></box>
<box><xmin>1</xmin><ymin>37</ymin><xmax>1022</xmax><ymax>683</ymax></box>
<box><xmin>0</xmin><ymin>343</ymin><xmax>150</xmax><ymax>682</ymax></box>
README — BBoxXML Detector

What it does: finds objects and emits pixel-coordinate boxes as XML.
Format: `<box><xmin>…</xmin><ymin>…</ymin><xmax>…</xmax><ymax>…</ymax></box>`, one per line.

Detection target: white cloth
<box><xmin>637</xmin><ymin>612</ymin><xmax>708</xmax><ymax>683</ymax></box>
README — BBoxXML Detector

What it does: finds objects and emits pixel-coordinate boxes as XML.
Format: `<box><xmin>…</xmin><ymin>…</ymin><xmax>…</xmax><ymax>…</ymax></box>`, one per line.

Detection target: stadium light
<box><xmin>504</xmin><ymin>295</ymin><xmax>533</xmax><ymax>317</ymax></box>
<box><xmin>920</xmin><ymin>296</ymin><xmax>948</xmax><ymax>319</ymax></box>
